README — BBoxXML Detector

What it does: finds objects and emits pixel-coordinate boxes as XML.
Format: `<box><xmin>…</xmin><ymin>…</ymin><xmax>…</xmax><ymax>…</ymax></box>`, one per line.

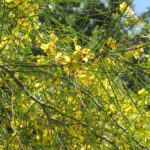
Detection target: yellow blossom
<box><xmin>55</xmin><ymin>52</ymin><xmax>63</xmax><ymax>61</ymax></box>
<box><xmin>35</xmin><ymin>83</ymin><xmax>40</xmax><ymax>88</ymax></box>
<box><xmin>5</xmin><ymin>0</ymin><xmax>12</xmax><ymax>3</ymax></box>
<box><xmin>41</xmin><ymin>41</ymin><xmax>56</xmax><ymax>55</ymax></box>
<box><xmin>75</xmin><ymin>45</ymin><xmax>81</xmax><ymax>51</ymax></box>
<box><xmin>106</xmin><ymin>37</ymin><xmax>117</xmax><ymax>50</ymax></box>
<box><xmin>119</xmin><ymin>2</ymin><xmax>127</xmax><ymax>13</ymax></box>
<box><xmin>50</xmin><ymin>33</ymin><xmax>58</xmax><ymax>43</ymax></box>
<box><xmin>64</xmin><ymin>55</ymin><xmax>71</xmax><ymax>63</ymax></box>
<box><xmin>83</xmin><ymin>57</ymin><xmax>88</xmax><ymax>62</ymax></box>
<box><xmin>138</xmin><ymin>88</ymin><xmax>148</xmax><ymax>96</ymax></box>
<box><xmin>36</xmin><ymin>135</ymin><xmax>41</xmax><ymax>140</ymax></box>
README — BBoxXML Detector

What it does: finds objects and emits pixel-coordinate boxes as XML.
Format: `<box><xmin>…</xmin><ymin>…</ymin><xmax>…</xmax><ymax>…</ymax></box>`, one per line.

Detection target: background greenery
<box><xmin>0</xmin><ymin>0</ymin><xmax>150</xmax><ymax>149</ymax></box>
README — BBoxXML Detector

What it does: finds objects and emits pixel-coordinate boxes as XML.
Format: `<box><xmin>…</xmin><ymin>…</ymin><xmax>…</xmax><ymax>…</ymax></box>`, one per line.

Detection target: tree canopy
<box><xmin>0</xmin><ymin>0</ymin><xmax>150</xmax><ymax>149</ymax></box>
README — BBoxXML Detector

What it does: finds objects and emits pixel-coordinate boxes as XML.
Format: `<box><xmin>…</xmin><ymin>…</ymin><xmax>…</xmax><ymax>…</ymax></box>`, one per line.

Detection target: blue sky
<box><xmin>133</xmin><ymin>0</ymin><xmax>150</xmax><ymax>15</ymax></box>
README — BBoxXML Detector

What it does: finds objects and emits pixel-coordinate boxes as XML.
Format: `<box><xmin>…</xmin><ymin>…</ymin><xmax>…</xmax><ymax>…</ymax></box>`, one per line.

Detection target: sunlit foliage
<box><xmin>0</xmin><ymin>0</ymin><xmax>150</xmax><ymax>149</ymax></box>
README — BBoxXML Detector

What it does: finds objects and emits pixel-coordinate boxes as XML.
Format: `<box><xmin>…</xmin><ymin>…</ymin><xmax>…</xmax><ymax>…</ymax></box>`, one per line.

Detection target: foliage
<box><xmin>0</xmin><ymin>0</ymin><xmax>150</xmax><ymax>149</ymax></box>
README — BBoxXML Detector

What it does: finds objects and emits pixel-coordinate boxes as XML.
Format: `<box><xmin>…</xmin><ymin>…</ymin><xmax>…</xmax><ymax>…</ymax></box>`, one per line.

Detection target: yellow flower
<box><xmin>36</xmin><ymin>135</ymin><xmax>41</xmax><ymax>140</ymax></box>
<box><xmin>50</xmin><ymin>33</ymin><xmax>58</xmax><ymax>43</ymax></box>
<box><xmin>48</xmin><ymin>41</ymin><xmax>56</xmax><ymax>50</ymax></box>
<box><xmin>119</xmin><ymin>2</ymin><xmax>127</xmax><ymax>13</ymax></box>
<box><xmin>64</xmin><ymin>55</ymin><xmax>71</xmax><ymax>63</ymax></box>
<box><xmin>8</xmin><ymin>11</ymin><xmax>15</xmax><ymax>18</ymax></box>
<box><xmin>138</xmin><ymin>88</ymin><xmax>148</xmax><ymax>96</ymax></box>
<box><xmin>75</xmin><ymin>45</ymin><xmax>81</xmax><ymax>51</ymax></box>
<box><xmin>6</xmin><ymin>0</ymin><xmax>12</xmax><ymax>3</ymax></box>
<box><xmin>41</xmin><ymin>41</ymin><xmax>56</xmax><ymax>55</ymax></box>
<box><xmin>106</xmin><ymin>37</ymin><xmax>117</xmax><ymax>50</ymax></box>
<box><xmin>35</xmin><ymin>83</ymin><xmax>40</xmax><ymax>88</ymax></box>
<box><xmin>83</xmin><ymin>57</ymin><xmax>88</xmax><ymax>62</ymax></box>
<box><xmin>55</xmin><ymin>52</ymin><xmax>63</xmax><ymax>61</ymax></box>
<box><xmin>41</xmin><ymin>43</ymin><xmax>48</xmax><ymax>50</ymax></box>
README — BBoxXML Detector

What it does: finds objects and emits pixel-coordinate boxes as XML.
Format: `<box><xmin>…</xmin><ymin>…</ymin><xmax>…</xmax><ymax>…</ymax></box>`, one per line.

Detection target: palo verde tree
<box><xmin>0</xmin><ymin>0</ymin><xmax>150</xmax><ymax>149</ymax></box>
